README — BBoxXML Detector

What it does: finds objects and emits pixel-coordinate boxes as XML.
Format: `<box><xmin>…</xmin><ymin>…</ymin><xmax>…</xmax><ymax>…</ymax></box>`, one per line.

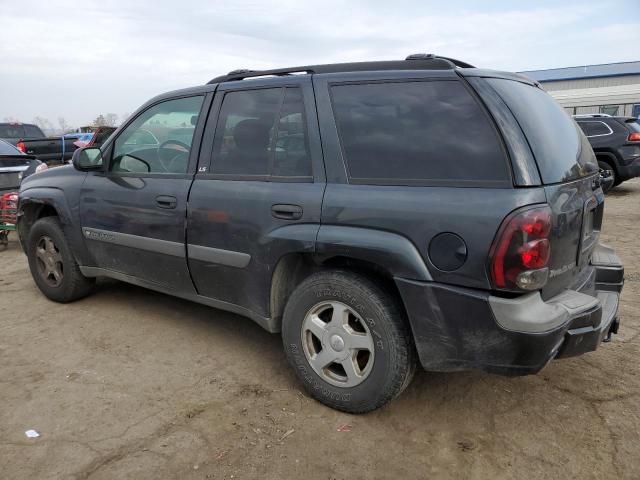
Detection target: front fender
<box><xmin>18</xmin><ymin>187</ymin><xmax>90</xmax><ymax>265</ymax></box>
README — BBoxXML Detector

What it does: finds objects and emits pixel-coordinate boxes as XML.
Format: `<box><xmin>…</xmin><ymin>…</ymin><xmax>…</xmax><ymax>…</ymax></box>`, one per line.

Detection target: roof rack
<box><xmin>572</xmin><ymin>113</ymin><xmax>612</xmax><ymax>118</ymax></box>
<box><xmin>207</xmin><ymin>54</ymin><xmax>475</xmax><ymax>84</ymax></box>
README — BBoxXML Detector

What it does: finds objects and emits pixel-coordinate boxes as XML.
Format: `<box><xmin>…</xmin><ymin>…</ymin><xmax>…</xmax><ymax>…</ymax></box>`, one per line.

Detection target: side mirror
<box><xmin>72</xmin><ymin>147</ymin><xmax>103</xmax><ymax>171</ymax></box>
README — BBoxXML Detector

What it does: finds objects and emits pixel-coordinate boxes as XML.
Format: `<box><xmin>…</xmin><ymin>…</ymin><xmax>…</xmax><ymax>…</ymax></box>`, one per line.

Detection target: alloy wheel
<box><xmin>301</xmin><ymin>301</ymin><xmax>375</xmax><ymax>387</ymax></box>
<box><xmin>35</xmin><ymin>235</ymin><xmax>64</xmax><ymax>287</ymax></box>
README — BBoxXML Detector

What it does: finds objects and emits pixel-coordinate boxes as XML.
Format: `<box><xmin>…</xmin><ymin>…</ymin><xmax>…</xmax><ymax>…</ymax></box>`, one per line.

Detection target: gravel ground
<box><xmin>1</xmin><ymin>179</ymin><xmax>639</xmax><ymax>480</ymax></box>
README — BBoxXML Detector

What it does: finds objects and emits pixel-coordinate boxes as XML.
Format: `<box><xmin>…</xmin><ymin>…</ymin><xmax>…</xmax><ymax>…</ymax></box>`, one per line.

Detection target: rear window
<box><xmin>0</xmin><ymin>125</ymin><xmax>24</xmax><ymax>138</ymax></box>
<box><xmin>577</xmin><ymin>121</ymin><xmax>612</xmax><ymax>137</ymax></box>
<box><xmin>487</xmin><ymin>79</ymin><xmax>598</xmax><ymax>183</ymax></box>
<box><xmin>0</xmin><ymin>140</ymin><xmax>22</xmax><ymax>155</ymax></box>
<box><xmin>330</xmin><ymin>80</ymin><xmax>509</xmax><ymax>186</ymax></box>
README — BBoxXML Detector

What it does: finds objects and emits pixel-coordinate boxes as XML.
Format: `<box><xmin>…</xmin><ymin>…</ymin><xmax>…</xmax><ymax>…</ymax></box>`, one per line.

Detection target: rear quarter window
<box><xmin>486</xmin><ymin>78</ymin><xmax>598</xmax><ymax>184</ymax></box>
<box><xmin>330</xmin><ymin>80</ymin><xmax>510</xmax><ymax>186</ymax></box>
<box><xmin>577</xmin><ymin>121</ymin><xmax>612</xmax><ymax>137</ymax></box>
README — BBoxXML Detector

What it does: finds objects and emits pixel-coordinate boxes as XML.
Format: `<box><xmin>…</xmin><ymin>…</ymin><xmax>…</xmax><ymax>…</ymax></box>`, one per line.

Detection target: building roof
<box><xmin>519</xmin><ymin>61</ymin><xmax>640</xmax><ymax>83</ymax></box>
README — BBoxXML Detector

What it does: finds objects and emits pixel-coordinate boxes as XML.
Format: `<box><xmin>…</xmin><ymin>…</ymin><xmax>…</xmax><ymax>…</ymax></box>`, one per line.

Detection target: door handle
<box><xmin>272</xmin><ymin>204</ymin><xmax>303</xmax><ymax>220</ymax></box>
<box><xmin>156</xmin><ymin>195</ymin><xmax>177</xmax><ymax>209</ymax></box>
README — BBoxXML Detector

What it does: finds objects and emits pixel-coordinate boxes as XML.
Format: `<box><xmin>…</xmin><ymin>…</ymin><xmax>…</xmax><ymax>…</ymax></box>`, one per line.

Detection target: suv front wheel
<box><xmin>26</xmin><ymin>217</ymin><xmax>95</xmax><ymax>302</ymax></box>
<box><xmin>282</xmin><ymin>270</ymin><xmax>416</xmax><ymax>413</ymax></box>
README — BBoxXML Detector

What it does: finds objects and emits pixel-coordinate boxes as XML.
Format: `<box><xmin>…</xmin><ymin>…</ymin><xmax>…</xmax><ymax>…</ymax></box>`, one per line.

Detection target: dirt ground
<box><xmin>1</xmin><ymin>180</ymin><xmax>639</xmax><ymax>480</ymax></box>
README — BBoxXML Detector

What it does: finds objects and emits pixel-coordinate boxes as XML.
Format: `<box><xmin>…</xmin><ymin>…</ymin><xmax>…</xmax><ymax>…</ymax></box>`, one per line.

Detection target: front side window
<box><xmin>111</xmin><ymin>96</ymin><xmax>204</xmax><ymax>174</ymax></box>
<box><xmin>330</xmin><ymin>80</ymin><xmax>509</xmax><ymax>185</ymax></box>
<box><xmin>212</xmin><ymin>87</ymin><xmax>311</xmax><ymax>177</ymax></box>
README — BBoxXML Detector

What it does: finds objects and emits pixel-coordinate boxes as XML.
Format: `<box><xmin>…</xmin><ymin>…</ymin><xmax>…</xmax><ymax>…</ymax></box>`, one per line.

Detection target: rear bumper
<box><xmin>617</xmin><ymin>157</ymin><xmax>640</xmax><ymax>180</ymax></box>
<box><xmin>395</xmin><ymin>243</ymin><xmax>623</xmax><ymax>375</ymax></box>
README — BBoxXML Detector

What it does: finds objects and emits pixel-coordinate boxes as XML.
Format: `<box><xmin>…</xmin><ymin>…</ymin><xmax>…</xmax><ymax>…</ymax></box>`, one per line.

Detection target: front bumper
<box><xmin>395</xmin><ymin>244</ymin><xmax>623</xmax><ymax>375</ymax></box>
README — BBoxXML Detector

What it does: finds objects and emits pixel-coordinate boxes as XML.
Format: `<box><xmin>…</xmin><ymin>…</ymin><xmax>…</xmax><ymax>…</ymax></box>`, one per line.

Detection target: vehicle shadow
<box><xmin>607</xmin><ymin>185</ymin><xmax>634</xmax><ymax>197</ymax></box>
<box><xmin>88</xmin><ymin>276</ymin><xmax>635</xmax><ymax>423</ymax></box>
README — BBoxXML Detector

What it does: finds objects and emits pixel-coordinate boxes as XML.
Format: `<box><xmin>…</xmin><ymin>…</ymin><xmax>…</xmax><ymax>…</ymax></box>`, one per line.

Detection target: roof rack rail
<box><xmin>207</xmin><ymin>54</ymin><xmax>475</xmax><ymax>84</ymax></box>
<box><xmin>572</xmin><ymin>113</ymin><xmax>612</xmax><ymax>118</ymax></box>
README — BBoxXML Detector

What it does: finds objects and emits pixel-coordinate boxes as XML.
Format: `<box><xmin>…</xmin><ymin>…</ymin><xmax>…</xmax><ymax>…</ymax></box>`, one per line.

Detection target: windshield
<box><xmin>487</xmin><ymin>78</ymin><xmax>598</xmax><ymax>184</ymax></box>
<box><xmin>0</xmin><ymin>140</ymin><xmax>23</xmax><ymax>155</ymax></box>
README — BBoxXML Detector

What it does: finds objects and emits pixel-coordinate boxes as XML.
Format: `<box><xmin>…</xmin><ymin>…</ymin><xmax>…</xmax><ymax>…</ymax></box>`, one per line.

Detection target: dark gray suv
<box><xmin>18</xmin><ymin>55</ymin><xmax>624</xmax><ymax>413</ymax></box>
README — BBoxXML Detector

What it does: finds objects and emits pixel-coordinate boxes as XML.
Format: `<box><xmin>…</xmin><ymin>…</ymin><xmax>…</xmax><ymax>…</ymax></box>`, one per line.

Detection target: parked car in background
<box><xmin>0</xmin><ymin>139</ymin><xmax>46</xmax><ymax>193</ymax></box>
<box><xmin>0</xmin><ymin>122</ymin><xmax>46</xmax><ymax>144</ymax></box>
<box><xmin>18</xmin><ymin>55</ymin><xmax>623</xmax><ymax>413</ymax></box>
<box><xmin>15</xmin><ymin>135</ymin><xmax>79</xmax><ymax>166</ymax></box>
<box><xmin>1</xmin><ymin>122</ymin><xmax>79</xmax><ymax>165</ymax></box>
<box><xmin>574</xmin><ymin>114</ymin><xmax>640</xmax><ymax>191</ymax></box>
<box><xmin>63</xmin><ymin>127</ymin><xmax>118</xmax><ymax>151</ymax></box>
<box><xmin>1</xmin><ymin>139</ymin><xmax>47</xmax><ymax>248</ymax></box>
<box><xmin>87</xmin><ymin>126</ymin><xmax>117</xmax><ymax>147</ymax></box>
<box><xmin>64</xmin><ymin>133</ymin><xmax>95</xmax><ymax>149</ymax></box>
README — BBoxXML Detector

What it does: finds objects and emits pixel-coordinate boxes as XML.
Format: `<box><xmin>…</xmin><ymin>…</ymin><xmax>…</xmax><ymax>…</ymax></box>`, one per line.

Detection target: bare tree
<box><xmin>104</xmin><ymin>113</ymin><xmax>119</xmax><ymax>127</ymax></box>
<box><xmin>58</xmin><ymin>117</ymin><xmax>71</xmax><ymax>134</ymax></box>
<box><xmin>93</xmin><ymin>114</ymin><xmax>106</xmax><ymax>127</ymax></box>
<box><xmin>3</xmin><ymin>116</ymin><xmax>21</xmax><ymax>122</ymax></box>
<box><xmin>32</xmin><ymin>116</ymin><xmax>54</xmax><ymax>134</ymax></box>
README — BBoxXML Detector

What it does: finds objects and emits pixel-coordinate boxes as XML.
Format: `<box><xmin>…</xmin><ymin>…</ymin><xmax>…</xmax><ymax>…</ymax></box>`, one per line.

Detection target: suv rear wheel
<box><xmin>282</xmin><ymin>270</ymin><xmax>416</xmax><ymax>413</ymax></box>
<box><xmin>27</xmin><ymin>217</ymin><xmax>95</xmax><ymax>302</ymax></box>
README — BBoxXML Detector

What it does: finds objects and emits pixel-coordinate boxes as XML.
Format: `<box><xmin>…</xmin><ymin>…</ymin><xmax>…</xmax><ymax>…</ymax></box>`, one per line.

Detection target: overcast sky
<box><xmin>1</xmin><ymin>0</ymin><xmax>638</xmax><ymax>128</ymax></box>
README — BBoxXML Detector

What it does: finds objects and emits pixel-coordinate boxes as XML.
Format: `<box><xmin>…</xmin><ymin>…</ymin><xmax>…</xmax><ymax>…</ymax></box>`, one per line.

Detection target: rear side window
<box><xmin>577</xmin><ymin>121</ymin><xmax>612</xmax><ymax>137</ymax></box>
<box><xmin>212</xmin><ymin>87</ymin><xmax>312</xmax><ymax>178</ymax></box>
<box><xmin>330</xmin><ymin>80</ymin><xmax>509</xmax><ymax>185</ymax></box>
<box><xmin>487</xmin><ymin>79</ymin><xmax>598</xmax><ymax>184</ymax></box>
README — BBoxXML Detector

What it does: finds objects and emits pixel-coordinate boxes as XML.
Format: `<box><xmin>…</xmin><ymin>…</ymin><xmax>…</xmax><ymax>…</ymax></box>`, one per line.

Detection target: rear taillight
<box><xmin>16</xmin><ymin>141</ymin><xmax>26</xmax><ymax>153</ymax></box>
<box><xmin>628</xmin><ymin>132</ymin><xmax>640</xmax><ymax>142</ymax></box>
<box><xmin>489</xmin><ymin>205</ymin><xmax>552</xmax><ymax>291</ymax></box>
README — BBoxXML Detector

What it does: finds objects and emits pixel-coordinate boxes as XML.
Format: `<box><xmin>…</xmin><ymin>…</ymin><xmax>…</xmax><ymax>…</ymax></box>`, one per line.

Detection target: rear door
<box><xmin>483</xmin><ymin>78</ymin><xmax>601</xmax><ymax>298</ymax></box>
<box><xmin>80</xmin><ymin>93</ymin><xmax>210</xmax><ymax>295</ymax></box>
<box><xmin>186</xmin><ymin>76</ymin><xmax>325</xmax><ymax>320</ymax></box>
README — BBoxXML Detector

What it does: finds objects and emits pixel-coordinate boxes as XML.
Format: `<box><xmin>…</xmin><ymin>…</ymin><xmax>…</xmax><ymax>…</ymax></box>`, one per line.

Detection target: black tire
<box><xmin>598</xmin><ymin>160</ymin><xmax>618</xmax><ymax>191</ymax></box>
<box><xmin>26</xmin><ymin>216</ymin><xmax>95</xmax><ymax>302</ymax></box>
<box><xmin>282</xmin><ymin>270</ymin><xmax>416</xmax><ymax>413</ymax></box>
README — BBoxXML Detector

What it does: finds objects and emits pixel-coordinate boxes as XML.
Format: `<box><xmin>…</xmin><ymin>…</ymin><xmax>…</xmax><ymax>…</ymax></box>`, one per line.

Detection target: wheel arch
<box><xmin>269</xmin><ymin>250</ymin><xmax>417</xmax><ymax>336</ymax></box>
<box><xmin>595</xmin><ymin>151</ymin><xmax>620</xmax><ymax>173</ymax></box>
<box><xmin>18</xmin><ymin>188</ymin><xmax>89</xmax><ymax>264</ymax></box>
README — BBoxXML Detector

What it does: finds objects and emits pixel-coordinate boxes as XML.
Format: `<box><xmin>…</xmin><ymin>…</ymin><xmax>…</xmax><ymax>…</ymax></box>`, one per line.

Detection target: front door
<box><xmin>79</xmin><ymin>94</ymin><xmax>210</xmax><ymax>295</ymax></box>
<box><xmin>187</xmin><ymin>77</ymin><xmax>325</xmax><ymax>319</ymax></box>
